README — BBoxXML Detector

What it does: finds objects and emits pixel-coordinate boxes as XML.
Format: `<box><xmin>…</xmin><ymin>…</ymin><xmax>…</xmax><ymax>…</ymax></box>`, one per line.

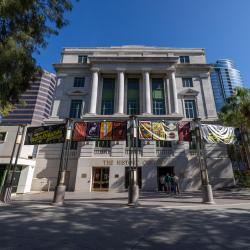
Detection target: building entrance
<box><xmin>157</xmin><ymin>166</ymin><xmax>174</xmax><ymax>191</ymax></box>
<box><xmin>92</xmin><ymin>167</ymin><xmax>110</xmax><ymax>191</ymax></box>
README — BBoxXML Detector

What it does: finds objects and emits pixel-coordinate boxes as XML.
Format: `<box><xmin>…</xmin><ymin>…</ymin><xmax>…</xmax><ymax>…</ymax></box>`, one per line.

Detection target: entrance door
<box><xmin>92</xmin><ymin>167</ymin><xmax>110</xmax><ymax>191</ymax></box>
<box><xmin>157</xmin><ymin>166</ymin><xmax>174</xmax><ymax>191</ymax></box>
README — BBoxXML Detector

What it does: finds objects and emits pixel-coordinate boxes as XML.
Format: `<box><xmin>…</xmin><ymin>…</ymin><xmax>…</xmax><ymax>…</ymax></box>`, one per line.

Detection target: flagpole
<box><xmin>193</xmin><ymin>118</ymin><xmax>215</xmax><ymax>204</ymax></box>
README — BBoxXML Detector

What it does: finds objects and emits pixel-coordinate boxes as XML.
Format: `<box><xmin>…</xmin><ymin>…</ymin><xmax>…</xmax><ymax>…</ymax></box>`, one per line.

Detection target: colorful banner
<box><xmin>112</xmin><ymin>121</ymin><xmax>127</xmax><ymax>140</ymax></box>
<box><xmin>24</xmin><ymin>124</ymin><xmax>66</xmax><ymax>145</ymax></box>
<box><xmin>201</xmin><ymin>124</ymin><xmax>236</xmax><ymax>144</ymax></box>
<box><xmin>86</xmin><ymin>122</ymin><xmax>100</xmax><ymax>141</ymax></box>
<box><xmin>72</xmin><ymin>122</ymin><xmax>86</xmax><ymax>141</ymax></box>
<box><xmin>100</xmin><ymin>121</ymin><xmax>113</xmax><ymax>140</ymax></box>
<box><xmin>152</xmin><ymin>122</ymin><xmax>166</xmax><ymax>140</ymax></box>
<box><xmin>178</xmin><ymin>121</ymin><xmax>191</xmax><ymax>142</ymax></box>
<box><xmin>139</xmin><ymin>121</ymin><xmax>152</xmax><ymax>140</ymax></box>
<box><xmin>164</xmin><ymin>121</ymin><xmax>179</xmax><ymax>141</ymax></box>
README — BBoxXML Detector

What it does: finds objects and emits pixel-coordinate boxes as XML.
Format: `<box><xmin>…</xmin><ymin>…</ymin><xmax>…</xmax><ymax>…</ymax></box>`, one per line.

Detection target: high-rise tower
<box><xmin>210</xmin><ymin>59</ymin><xmax>244</xmax><ymax>111</ymax></box>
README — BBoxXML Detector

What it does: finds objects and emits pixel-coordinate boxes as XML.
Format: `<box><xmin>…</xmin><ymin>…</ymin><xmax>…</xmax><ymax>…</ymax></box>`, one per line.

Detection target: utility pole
<box><xmin>128</xmin><ymin>115</ymin><xmax>139</xmax><ymax>206</ymax></box>
<box><xmin>0</xmin><ymin>125</ymin><xmax>26</xmax><ymax>203</ymax></box>
<box><xmin>193</xmin><ymin>118</ymin><xmax>215</xmax><ymax>204</ymax></box>
<box><xmin>52</xmin><ymin>119</ymin><xmax>73</xmax><ymax>205</ymax></box>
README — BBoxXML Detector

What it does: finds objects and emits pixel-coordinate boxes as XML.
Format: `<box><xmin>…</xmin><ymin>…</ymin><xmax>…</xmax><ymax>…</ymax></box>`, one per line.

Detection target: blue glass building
<box><xmin>210</xmin><ymin>59</ymin><xmax>244</xmax><ymax>111</ymax></box>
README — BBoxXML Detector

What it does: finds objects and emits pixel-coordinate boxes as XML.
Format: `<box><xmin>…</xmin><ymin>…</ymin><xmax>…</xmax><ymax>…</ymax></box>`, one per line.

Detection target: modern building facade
<box><xmin>1</xmin><ymin>70</ymin><xmax>56</xmax><ymax>125</ymax></box>
<box><xmin>31</xmin><ymin>46</ymin><xmax>235</xmax><ymax>192</ymax></box>
<box><xmin>210</xmin><ymin>59</ymin><xmax>244</xmax><ymax>111</ymax></box>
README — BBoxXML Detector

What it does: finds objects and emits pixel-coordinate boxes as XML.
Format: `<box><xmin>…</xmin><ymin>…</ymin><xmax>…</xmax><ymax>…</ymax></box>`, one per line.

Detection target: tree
<box><xmin>218</xmin><ymin>87</ymin><xmax>250</xmax><ymax>169</ymax></box>
<box><xmin>0</xmin><ymin>0</ymin><xmax>76</xmax><ymax>115</ymax></box>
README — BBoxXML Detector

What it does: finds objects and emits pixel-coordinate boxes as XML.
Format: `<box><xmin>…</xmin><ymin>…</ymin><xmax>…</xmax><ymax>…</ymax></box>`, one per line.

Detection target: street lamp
<box><xmin>193</xmin><ymin>117</ymin><xmax>215</xmax><ymax>204</ymax></box>
<box><xmin>52</xmin><ymin>119</ymin><xmax>73</xmax><ymax>205</ymax></box>
<box><xmin>128</xmin><ymin>115</ymin><xmax>139</xmax><ymax>206</ymax></box>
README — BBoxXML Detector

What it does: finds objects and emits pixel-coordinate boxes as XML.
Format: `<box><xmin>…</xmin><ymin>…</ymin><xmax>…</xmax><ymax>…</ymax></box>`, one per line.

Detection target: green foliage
<box><xmin>0</xmin><ymin>0</ymin><xmax>76</xmax><ymax>115</ymax></box>
<box><xmin>234</xmin><ymin>170</ymin><xmax>250</xmax><ymax>187</ymax></box>
<box><xmin>218</xmin><ymin>87</ymin><xmax>250</xmax><ymax>129</ymax></box>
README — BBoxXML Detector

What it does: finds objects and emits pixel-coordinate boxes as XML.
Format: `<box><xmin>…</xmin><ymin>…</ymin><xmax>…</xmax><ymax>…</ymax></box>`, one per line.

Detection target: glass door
<box><xmin>92</xmin><ymin>167</ymin><xmax>110</xmax><ymax>191</ymax></box>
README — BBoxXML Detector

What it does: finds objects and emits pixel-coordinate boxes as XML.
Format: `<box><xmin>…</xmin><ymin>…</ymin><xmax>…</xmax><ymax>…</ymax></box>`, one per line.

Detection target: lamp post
<box><xmin>193</xmin><ymin>118</ymin><xmax>215</xmax><ymax>204</ymax></box>
<box><xmin>128</xmin><ymin>115</ymin><xmax>139</xmax><ymax>206</ymax></box>
<box><xmin>0</xmin><ymin>125</ymin><xmax>25</xmax><ymax>203</ymax></box>
<box><xmin>52</xmin><ymin>119</ymin><xmax>73</xmax><ymax>205</ymax></box>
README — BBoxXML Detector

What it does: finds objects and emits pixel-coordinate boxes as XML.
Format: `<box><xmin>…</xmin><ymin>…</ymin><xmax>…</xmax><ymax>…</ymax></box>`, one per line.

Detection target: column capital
<box><xmin>142</xmin><ymin>68</ymin><xmax>152</xmax><ymax>73</ymax></box>
<box><xmin>90</xmin><ymin>67</ymin><xmax>100</xmax><ymax>72</ymax></box>
<box><xmin>116</xmin><ymin>68</ymin><xmax>126</xmax><ymax>72</ymax></box>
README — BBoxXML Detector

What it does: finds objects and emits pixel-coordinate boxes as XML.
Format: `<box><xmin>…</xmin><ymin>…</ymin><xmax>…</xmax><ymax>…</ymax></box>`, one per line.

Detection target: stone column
<box><xmin>143</xmin><ymin>71</ymin><xmax>152</xmax><ymax>114</ymax></box>
<box><xmin>89</xmin><ymin>70</ymin><xmax>99</xmax><ymax>114</ymax></box>
<box><xmin>170</xmin><ymin>71</ymin><xmax>179</xmax><ymax>113</ymax></box>
<box><xmin>117</xmin><ymin>70</ymin><xmax>125</xmax><ymax>114</ymax></box>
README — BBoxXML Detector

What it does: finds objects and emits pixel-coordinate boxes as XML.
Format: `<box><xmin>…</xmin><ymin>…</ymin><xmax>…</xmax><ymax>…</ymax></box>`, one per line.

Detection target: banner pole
<box><xmin>52</xmin><ymin>119</ymin><xmax>72</xmax><ymax>205</ymax></box>
<box><xmin>0</xmin><ymin>125</ymin><xmax>25</xmax><ymax>203</ymax></box>
<box><xmin>193</xmin><ymin>118</ymin><xmax>214</xmax><ymax>204</ymax></box>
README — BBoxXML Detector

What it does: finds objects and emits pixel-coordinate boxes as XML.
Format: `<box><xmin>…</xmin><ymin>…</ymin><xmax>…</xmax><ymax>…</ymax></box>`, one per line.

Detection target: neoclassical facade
<box><xmin>32</xmin><ymin>46</ymin><xmax>234</xmax><ymax>192</ymax></box>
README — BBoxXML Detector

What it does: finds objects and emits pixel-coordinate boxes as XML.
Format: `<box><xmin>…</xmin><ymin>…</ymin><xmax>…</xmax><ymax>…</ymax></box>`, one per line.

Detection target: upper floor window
<box><xmin>78</xmin><ymin>55</ymin><xmax>88</xmax><ymax>64</ymax></box>
<box><xmin>152</xmin><ymin>78</ymin><xmax>166</xmax><ymax>115</ymax></box>
<box><xmin>74</xmin><ymin>77</ymin><xmax>85</xmax><ymax>87</ymax></box>
<box><xmin>184</xmin><ymin>100</ymin><xmax>197</xmax><ymax>118</ymax></box>
<box><xmin>182</xmin><ymin>78</ymin><xmax>193</xmax><ymax>87</ymax></box>
<box><xmin>127</xmin><ymin>78</ymin><xmax>140</xmax><ymax>115</ymax></box>
<box><xmin>101</xmin><ymin>78</ymin><xmax>115</xmax><ymax>115</ymax></box>
<box><xmin>180</xmin><ymin>56</ymin><xmax>190</xmax><ymax>64</ymax></box>
<box><xmin>69</xmin><ymin>99</ymin><xmax>82</xmax><ymax>118</ymax></box>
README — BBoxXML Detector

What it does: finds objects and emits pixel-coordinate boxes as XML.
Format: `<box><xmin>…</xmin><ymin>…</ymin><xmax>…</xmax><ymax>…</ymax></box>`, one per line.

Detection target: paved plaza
<box><xmin>1</xmin><ymin>190</ymin><xmax>250</xmax><ymax>250</ymax></box>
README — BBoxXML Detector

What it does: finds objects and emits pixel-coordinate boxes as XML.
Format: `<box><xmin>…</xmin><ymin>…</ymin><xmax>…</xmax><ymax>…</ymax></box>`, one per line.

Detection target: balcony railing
<box><xmin>94</xmin><ymin>148</ymin><xmax>111</xmax><ymax>156</ymax></box>
<box><xmin>156</xmin><ymin>148</ymin><xmax>174</xmax><ymax>157</ymax></box>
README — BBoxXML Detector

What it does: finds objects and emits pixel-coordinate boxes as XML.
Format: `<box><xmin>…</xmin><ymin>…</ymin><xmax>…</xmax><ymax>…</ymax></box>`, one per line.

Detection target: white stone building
<box><xmin>32</xmin><ymin>46</ymin><xmax>235</xmax><ymax>192</ymax></box>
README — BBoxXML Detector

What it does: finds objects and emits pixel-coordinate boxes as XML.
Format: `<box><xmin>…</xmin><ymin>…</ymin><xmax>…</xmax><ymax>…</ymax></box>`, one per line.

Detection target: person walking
<box><xmin>164</xmin><ymin>173</ymin><xmax>171</xmax><ymax>194</ymax></box>
<box><xmin>159</xmin><ymin>175</ymin><xmax>165</xmax><ymax>191</ymax></box>
<box><xmin>173</xmin><ymin>173</ymin><xmax>180</xmax><ymax>195</ymax></box>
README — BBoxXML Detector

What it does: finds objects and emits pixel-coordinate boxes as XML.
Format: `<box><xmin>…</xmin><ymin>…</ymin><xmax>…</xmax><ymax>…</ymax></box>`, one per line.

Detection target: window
<box><xmin>101</xmin><ymin>100</ymin><xmax>114</xmax><ymax>115</ymax></box>
<box><xmin>184</xmin><ymin>100</ymin><xmax>197</xmax><ymax>118</ymax></box>
<box><xmin>152</xmin><ymin>79</ymin><xmax>166</xmax><ymax>115</ymax></box>
<box><xmin>180</xmin><ymin>56</ymin><xmax>190</xmax><ymax>64</ymax></box>
<box><xmin>69</xmin><ymin>100</ymin><xmax>82</xmax><ymax>118</ymax></box>
<box><xmin>78</xmin><ymin>55</ymin><xmax>87</xmax><ymax>64</ymax></box>
<box><xmin>156</xmin><ymin>141</ymin><xmax>172</xmax><ymax>148</ymax></box>
<box><xmin>182</xmin><ymin>78</ymin><xmax>193</xmax><ymax>87</ymax></box>
<box><xmin>127</xmin><ymin>100</ymin><xmax>139</xmax><ymax>115</ymax></box>
<box><xmin>95</xmin><ymin>141</ymin><xmax>111</xmax><ymax>147</ymax></box>
<box><xmin>101</xmin><ymin>78</ymin><xmax>115</xmax><ymax>115</ymax></box>
<box><xmin>127</xmin><ymin>78</ymin><xmax>140</xmax><ymax>115</ymax></box>
<box><xmin>74</xmin><ymin>77</ymin><xmax>85</xmax><ymax>87</ymax></box>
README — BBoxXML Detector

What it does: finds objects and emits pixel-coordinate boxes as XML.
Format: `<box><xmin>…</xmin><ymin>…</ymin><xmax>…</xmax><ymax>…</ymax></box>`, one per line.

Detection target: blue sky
<box><xmin>35</xmin><ymin>0</ymin><xmax>250</xmax><ymax>88</ymax></box>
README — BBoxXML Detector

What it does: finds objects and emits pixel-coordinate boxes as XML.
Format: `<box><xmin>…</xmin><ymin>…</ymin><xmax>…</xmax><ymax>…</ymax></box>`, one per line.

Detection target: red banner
<box><xmin>112</xmin><ymin>121</ymin><xmax>127</xmax><ymax>140</ymax></box>
<box><xmin>178</xmin><ymin>121</ymin><xmax>191</xmax><ymax>142</ymax></box>
<box><xmin>72</xmin><ymin>122</ymin><xmax>86</xmax><ymax>141</ymax></box>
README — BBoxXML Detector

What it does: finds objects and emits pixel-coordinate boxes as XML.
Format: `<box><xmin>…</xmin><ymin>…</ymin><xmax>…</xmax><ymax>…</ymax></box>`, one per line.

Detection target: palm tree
<box><xmin>218</xmin><ymin>87</ymin><xmax>250</xmax><ymax>169</ymax></box>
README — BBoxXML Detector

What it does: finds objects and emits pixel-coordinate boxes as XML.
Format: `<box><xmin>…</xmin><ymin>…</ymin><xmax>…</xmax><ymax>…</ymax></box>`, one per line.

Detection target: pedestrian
<box><xmin>164</xmin><ymin>173</ymin><xmax>171</xmax><ymax>194</ymax></box>
<box><xmin>159</xmin><ymin>175</ymin><xmax>165</xmax><ymax>191</ymax></box>
<box><xmin>173</xmin><ymin>173</ymin><xmax>180</xmax><ymax>195</ymax></box>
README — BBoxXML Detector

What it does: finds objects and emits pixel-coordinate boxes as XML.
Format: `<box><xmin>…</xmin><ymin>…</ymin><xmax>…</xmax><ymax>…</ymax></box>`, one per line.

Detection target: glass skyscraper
<box><xmin>210</xmin><ymin>59</ymin><xmax>244</xmax><ymax>111</ymax></box>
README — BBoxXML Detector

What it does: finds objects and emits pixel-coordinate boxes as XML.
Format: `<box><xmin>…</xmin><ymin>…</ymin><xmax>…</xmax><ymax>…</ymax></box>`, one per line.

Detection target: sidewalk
<box><xmin>10</xmin><ymin>189</ymin><xmax>250</xmax><ymax>208</ymax></box>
